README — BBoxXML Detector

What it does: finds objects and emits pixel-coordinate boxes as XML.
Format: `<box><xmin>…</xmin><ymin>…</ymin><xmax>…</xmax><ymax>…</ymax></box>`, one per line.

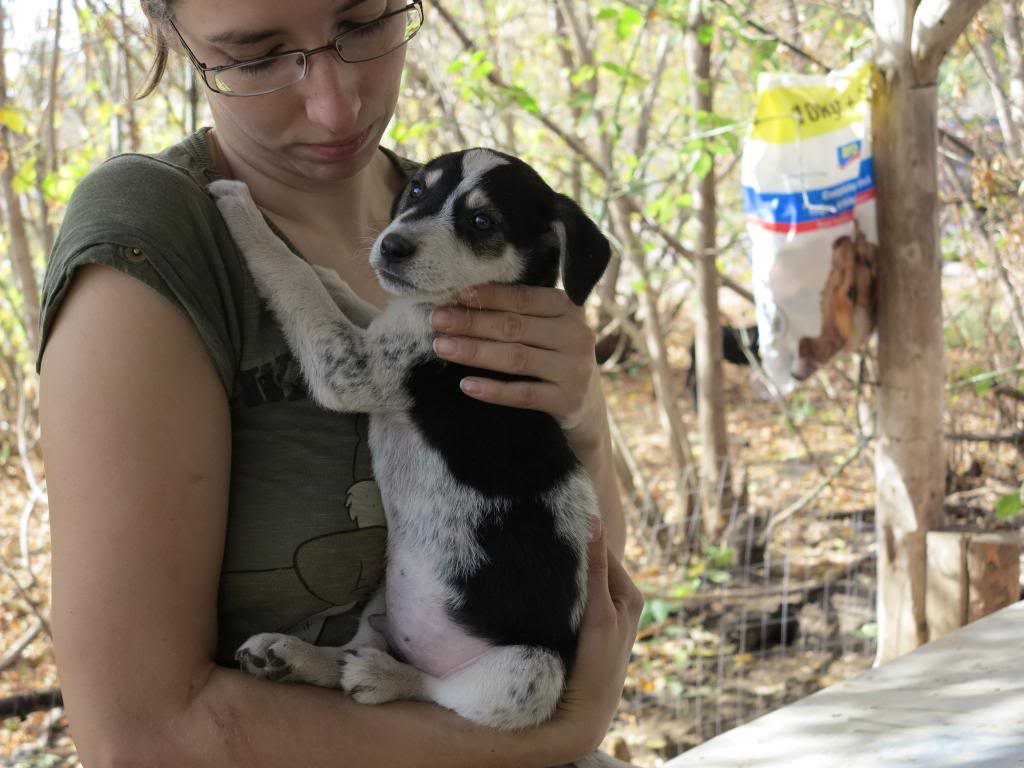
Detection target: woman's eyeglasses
<box><xmin>168</xmin><ymin>1</ymin><xmax>423</xmax><ymax>97</ymax></box>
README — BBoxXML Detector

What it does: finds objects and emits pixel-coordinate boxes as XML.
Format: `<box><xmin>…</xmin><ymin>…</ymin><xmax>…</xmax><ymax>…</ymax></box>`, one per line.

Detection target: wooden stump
<box><xmin>926</xmin><ymin>530</ymin><xmax>1021</xmax><ymax>642</ymax></box>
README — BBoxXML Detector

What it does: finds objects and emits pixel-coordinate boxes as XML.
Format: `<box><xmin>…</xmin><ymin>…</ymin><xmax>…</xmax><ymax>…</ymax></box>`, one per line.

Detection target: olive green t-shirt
<box><xmin>37</xmin><ymin>128</ymin><xmax>419</xmax><ymax>665</ymax></box>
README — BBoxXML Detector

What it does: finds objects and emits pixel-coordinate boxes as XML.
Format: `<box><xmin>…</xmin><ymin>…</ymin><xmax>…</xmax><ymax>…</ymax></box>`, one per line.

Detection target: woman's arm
<box><xmin>40</xmin><ymin>266</ymin><xmax>639</xmax><ymax>768</ymax></box>
<box><xmin>430</xmin><ymin>284</ymin><xmax>626</xmax><ymax>556</ymax></box>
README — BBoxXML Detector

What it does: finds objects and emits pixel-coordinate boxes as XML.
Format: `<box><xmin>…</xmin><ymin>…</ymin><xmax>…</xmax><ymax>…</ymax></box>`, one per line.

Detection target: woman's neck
<box><xmin>205</xmin><ymin>127</ymin><xmax>399</xmax><ymax>243</ymax></box>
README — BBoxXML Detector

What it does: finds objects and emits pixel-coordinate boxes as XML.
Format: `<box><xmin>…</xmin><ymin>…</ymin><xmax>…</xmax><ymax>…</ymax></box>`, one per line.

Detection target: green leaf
<box><xmin>854</xmin><ymin>621</ymin><xmax>878</xmax><ymax>640</ymax></box>
<box><xmin>707</xmin><ymin>569</ymin><xmax>731</xmax><ymax>585</ymax></box>
<box><xmin>638</xmin><ymin>598</ymin><xmax>674</xmax><ymax>630</ymax></box>
<box><xmin>697</xmin><ymin>23</ymin><xmax>714</xmax><ymax>45</ymax></box>
<box><xmin>616</xmin><ymin>6</ymin><xmax>644</xmax><ymax>39</ymax></box>
<box><xmin>13</xmin><ymin>156</ymin><xmax>37</xmax><ymax>196</ymax></box>
<box><xmin>691</xmin><ymin>152</ymin><xmax>713</xmax><ymax>179</ymax></box>
<box><xmin>996</xmin><ymin>491</ymin><xmax>1023</xmax><ymax>520</ymax></box>
<box><xmin>505</xmin><ymin>85</ymin><xmax>540</xmax><ymax>113</ymax></box>
<box><xmin>568</xmin><ymin>91</ymin><xmax>595</xmax><ymax>110</ymax></box>
<box><xmin>0</xmin><ymin>107</ymin><xmax>26</xmax><ymax>133</ymax></box>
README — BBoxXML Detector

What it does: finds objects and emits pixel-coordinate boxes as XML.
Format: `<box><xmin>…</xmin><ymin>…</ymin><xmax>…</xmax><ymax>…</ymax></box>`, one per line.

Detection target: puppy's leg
<box><xmin>435</xmin><ymin>646</ymin><xmax>565</xmax><ymax>729</ymax></box>
<box><xmin>341</xmin><ymin>644</ymin><xmax>565</xmax><ymax>730</ymax></box>
<box><xmin>236</xmin><ymin>633</ymin><xmax>350</xmax><ymax>686</ymax></box>
<box><xmin>311</xmin><ymin>264</ymin><xmax>380</xmax><ymax>329</ymax></box>
<box><xmin>209</xmin><ymin>180</ymin><xmax>423</xmax><ymax>412</ymax></box>
<box><xmin>237</xmin><ymin>588</ymin><xmax>388</xmax><ymax>688</ymax></box>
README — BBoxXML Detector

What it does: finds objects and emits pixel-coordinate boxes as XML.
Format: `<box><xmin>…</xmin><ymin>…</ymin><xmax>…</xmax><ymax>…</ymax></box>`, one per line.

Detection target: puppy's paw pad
<box><xmin>236</xmin><ymin>633</ymin><xmax>304</xmax><ymax>682</ymax></box>
<box><xmin>340</xmin><ymin>647</ymin><xmax>414</xmax><ymax>705</ymax></box>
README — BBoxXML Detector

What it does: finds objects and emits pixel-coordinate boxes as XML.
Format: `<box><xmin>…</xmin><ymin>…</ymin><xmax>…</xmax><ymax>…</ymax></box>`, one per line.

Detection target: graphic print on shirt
<box><xmin>217</xmin><ymin>351</ymin><xmax>386</xmax><ymax>663</ymax></box>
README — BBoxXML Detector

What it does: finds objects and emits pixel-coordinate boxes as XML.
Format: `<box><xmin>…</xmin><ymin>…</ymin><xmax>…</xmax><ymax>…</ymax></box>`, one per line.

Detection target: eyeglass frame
<box><xmin>167</xmin><ymin>0</ymin><xmax>423</xmax><ymax>97</ymax></box>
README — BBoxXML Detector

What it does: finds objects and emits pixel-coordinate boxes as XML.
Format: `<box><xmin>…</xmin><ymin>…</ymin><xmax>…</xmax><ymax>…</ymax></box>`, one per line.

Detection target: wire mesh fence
<box><xmin>615</xmin><ymin>460</ymin><xmax>878</xmax><ymax>760</ymax></box>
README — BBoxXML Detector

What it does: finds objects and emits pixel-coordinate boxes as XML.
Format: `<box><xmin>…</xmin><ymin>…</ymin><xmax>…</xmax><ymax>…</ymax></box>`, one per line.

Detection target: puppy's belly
<box><xmin>385</xmin><ymin>550</ymin><xmax>492</xmax><ymax>678</ymax></box>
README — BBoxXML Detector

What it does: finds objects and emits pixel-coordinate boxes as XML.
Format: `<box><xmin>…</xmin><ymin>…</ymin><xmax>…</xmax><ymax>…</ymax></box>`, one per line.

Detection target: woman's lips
<box><xmin>299</xmin><ymin>125</ymin><xmax>373</xmax><ymax>161</ymax></box>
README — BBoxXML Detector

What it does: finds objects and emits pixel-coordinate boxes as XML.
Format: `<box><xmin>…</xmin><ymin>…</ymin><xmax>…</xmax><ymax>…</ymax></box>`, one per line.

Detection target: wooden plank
<box><xmin>926</xmin><ymin>530</ymin><xmax>968</xmax><ymax>640</ymax></box>
<box><xmin>966</xmin><ymin>532</ymin><xmax>1020</xmax><ymax>622</ymax></box>
<box><xmin>665</xmin><ymin>600</ymin><xmax>1024</xmax><ymax>767</ymax></box>
<box><xmin>926</xmin><ymin>530</ymin><xmax>1020</xmax><ymax>642</ymax></box>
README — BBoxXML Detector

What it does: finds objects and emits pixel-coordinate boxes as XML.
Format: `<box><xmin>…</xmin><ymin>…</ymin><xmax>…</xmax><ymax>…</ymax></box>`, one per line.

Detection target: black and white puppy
<box><xmin>210</xmin><ymin>148</ymin><xmax>611</xmax><ymax>731</ymax></box>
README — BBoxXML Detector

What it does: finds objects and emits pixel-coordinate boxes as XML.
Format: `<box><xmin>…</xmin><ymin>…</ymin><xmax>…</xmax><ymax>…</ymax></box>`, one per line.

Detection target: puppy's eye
<box><xmin>409</xmin><ymin>181</ymin><xmax>425</xmax><ymax>199</ymax></box>
<box><xmin>473</xmin><ymin>213</ymin><xmax>494</xmax><ymax>231</ymax></box>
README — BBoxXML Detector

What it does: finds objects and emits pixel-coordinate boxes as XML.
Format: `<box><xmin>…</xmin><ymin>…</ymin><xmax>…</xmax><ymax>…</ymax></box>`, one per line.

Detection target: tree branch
<box><xmin>912</xmin><ymin>0</ymin><xmax>991</xmax><ymax>81</ymax></box>
<box><xmin>431</xmin><ymin>0</ymin><xmax>606</xmax><ymax>175</ymax></box>
<box><xmin>945</xmin><ymin>430</ymin><xmax>1024</xmax><ymax>446</ymax></box>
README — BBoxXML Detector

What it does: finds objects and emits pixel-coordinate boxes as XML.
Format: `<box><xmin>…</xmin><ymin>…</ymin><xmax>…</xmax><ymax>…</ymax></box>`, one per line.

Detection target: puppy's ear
<box><xmin>391</xmin><ymin>178</ymin><xmax>414</xmax><ymax>219</ymax></box>
<box><xmin>552</xmin><ymin>194</ymin><xmax>611</xmax><ymax>306</ymax></box>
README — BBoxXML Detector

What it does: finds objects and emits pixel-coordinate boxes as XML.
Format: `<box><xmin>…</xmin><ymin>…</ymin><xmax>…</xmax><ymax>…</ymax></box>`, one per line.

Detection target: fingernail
<box><xmin>460</xmin><ymin>378</ymin><xmax>482</xmax><ymax>395</ymax></box>
<box><xmin>588</xmin><ymin>517</ymin><xmax>604</xmax><ymax>542</ymax></box>
<box><xmin>431</xmin><ymin>309</ymin><xmax>452</xmax><ymax>331</ymax></box>
<box><xmin>434</xmin><ymin>337</ymin><xmax>457</xmax><ymax>356</ymax></box>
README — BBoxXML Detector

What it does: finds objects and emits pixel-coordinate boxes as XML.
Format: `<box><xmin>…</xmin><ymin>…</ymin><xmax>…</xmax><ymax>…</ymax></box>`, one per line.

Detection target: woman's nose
<box><xmin>299</xmin><ymin>52</ymin><xmax>363</xmax><ymax>135</ymax></box>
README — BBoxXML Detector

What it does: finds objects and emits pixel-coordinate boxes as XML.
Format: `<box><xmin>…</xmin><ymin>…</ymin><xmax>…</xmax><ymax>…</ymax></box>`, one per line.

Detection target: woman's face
<box><xmin>171</xmin><ymin>0</ymin><xmax>409</xmax><ymax>186</ymax></box>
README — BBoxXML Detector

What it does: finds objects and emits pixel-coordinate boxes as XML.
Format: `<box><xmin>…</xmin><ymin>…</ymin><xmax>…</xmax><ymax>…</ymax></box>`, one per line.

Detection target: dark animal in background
<box><xmin>686</xmin><ymin>324</ymin><xmax>761</xmax><ymax>401</ymax></box>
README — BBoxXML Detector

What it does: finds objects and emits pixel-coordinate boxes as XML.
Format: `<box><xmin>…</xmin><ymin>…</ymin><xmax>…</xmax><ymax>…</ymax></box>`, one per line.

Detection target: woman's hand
<box><xmin>537</xmin><ymin>519</ymin><xmax>645</xmax><ymax>762</ymax></box>
<box><xmin>430</xmin><ymin>283</ymin><xmax>606</xmax><ymax>456</ymax></box>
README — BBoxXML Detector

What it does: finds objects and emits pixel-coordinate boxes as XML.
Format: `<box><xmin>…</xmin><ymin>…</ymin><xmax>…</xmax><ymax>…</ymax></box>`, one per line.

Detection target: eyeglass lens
<box><xmin>211</xmin><ymin>4</ymin><xmax>422</xmax><ymax>96</ymax></box>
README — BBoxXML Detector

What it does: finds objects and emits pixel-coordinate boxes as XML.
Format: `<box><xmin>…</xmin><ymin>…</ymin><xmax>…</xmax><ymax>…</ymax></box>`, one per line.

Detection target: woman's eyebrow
<box><xmin>207</xmin><ymin>29</ymin><xmax>281</xmax><ymax>46</ymax></box>
<box><xmin>206</xmin><ymin>1</ymin><xmax>375</xmax><ymax>46</ymax></box>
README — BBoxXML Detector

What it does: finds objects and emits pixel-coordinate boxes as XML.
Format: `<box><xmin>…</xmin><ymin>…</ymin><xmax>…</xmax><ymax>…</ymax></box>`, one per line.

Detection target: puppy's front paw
<box><xmin>208</xmin><ymin>180</ymin><xmax>269</xmax><ymax>244</ymax></box>
<box><xmin>341</xmin><ymin>647</ymin><xmax>423</xmax><ymax>704</ymax></box>
<box><xmin>236</xmin><ymin>633</ymin><xmax>313</xmax><ymax>683</ymax></box>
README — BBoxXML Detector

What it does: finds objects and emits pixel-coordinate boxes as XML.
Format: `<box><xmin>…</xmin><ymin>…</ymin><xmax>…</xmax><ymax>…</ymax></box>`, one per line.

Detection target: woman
<box><xmin>36</xmin><ymin>1</ymin><xmax>643</xmax><ymax>765</ymax></box>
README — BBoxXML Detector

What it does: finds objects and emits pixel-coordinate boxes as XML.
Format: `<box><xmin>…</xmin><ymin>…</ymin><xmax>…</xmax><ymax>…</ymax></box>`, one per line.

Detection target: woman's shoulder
<box><xmin>65</xmin><ymin>131</ymin><xmax>220</xmax><ymax>239</ymax></box>
<box><xmin>39</xmin><ymin>131</ymin><xmax>244</xmax><ymax>390</ymax></box>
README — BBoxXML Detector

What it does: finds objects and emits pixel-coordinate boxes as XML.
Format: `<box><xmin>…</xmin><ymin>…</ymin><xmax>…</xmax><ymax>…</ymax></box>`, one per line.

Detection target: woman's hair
<box><xmin>138</xmin><ymin>0</ymin><xmax>175</xmax><ymax>98</ymax></box>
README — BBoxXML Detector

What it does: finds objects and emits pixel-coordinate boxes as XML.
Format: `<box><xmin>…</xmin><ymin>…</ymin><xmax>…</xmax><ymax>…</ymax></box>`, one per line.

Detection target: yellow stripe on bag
<box><xmin>751</xmin><ymin>63</ymin><xmax>871</xmax><ymax>144</ymax></box>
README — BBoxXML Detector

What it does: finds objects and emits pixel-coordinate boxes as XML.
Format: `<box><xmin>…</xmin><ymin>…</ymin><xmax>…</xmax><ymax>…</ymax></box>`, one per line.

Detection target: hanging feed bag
<box><xmin>743</xmin><ymin>60</ymin><xmax>878</xmax><ymax>393</ymax></box>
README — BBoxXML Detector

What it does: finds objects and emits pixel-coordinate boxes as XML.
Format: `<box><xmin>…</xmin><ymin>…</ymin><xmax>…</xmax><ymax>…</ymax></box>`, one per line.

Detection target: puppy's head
<box><xmin>369</xmin><ymin>148</ymin><xmax>610</xmax><ymax>305</ymax></box>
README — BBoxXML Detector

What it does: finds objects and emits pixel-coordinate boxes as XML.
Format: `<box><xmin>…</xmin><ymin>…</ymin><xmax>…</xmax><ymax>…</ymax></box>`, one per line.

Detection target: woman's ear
<box><xmin>552</xmin><ymin>194</ymin><xmax>611</xmax><ymax>306</ymax></box>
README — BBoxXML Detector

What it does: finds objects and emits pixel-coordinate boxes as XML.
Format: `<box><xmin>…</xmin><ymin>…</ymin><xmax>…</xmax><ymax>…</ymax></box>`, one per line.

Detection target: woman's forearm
<box><xmin>133</xmin><ymin>664</ymin><xmax>580</xmax><ymax>768</ymax></box>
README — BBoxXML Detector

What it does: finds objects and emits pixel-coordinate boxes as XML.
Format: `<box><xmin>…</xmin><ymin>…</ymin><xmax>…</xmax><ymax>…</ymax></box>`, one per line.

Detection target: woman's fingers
<box><xmin>546</xmin><ymin>518</ymin><xmax>643</xmax><ymax>755</ymax></box>
<box><xmin>430</xmin><ymin>284</ymin><xmax>600</xmax><ymax>430</ymax></box>
<box><xmin>456</xmin><ymin>283</ymin><xmax>577</xmax><ymax>318</ymax></box>
<box><xmin>433</xmin><ymin>334</ymin><xmax>583</xmax><ymax>381</ymax></box>
<box><xmin>431</xmin><ymin>306</ymin><xmax>592</xmax><ymax>353</ymax></box>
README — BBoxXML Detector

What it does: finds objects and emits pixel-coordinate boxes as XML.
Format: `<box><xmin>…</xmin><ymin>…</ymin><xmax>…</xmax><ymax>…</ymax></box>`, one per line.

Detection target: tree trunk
<box><xmin>1001</xmin><ymin>0</ymin><xmax>1024</xmax><ymax>148</ymax></box>
<box><xmin>37</xmin><ymin>0</ymin><xmax>62</xmax><ymax>259</ymax></box>
<box><xmin>0</xmin><ymin>1</ymin><xmax>41</xmax><ymax>354</ymax></box>
<box><xmin>612</xmin><ymin>198</ymin><xmax>696</xmax><ymax>529</ymax></box>
<box><xmin>871</xmin><ymin>0</ymin><xmax>988</xmax><ymax>664</ymax></box>
<box><xmin>974</xmin><ymin>31</ymin><xmax>1021</xmax><ymax>163</ymax></box>
<box><xmin>686</xmin><ymin>0</ymin><xmax>730</xmax><ymax>537</ymax></box>
<box><xmin>782</xmin><ymin>0</ymin><xmax>803</xmax><ymax>48</ymax></box>
<box><xmin>118</xmin><ymin>0</ymin><xmax>139</xmax><ymax>151</ymax></box>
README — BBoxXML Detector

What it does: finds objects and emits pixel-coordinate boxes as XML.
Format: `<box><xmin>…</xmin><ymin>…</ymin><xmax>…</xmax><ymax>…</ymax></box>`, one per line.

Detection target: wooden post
<box><xmin>871</xmin><ymin>0</ymin><xmax>989</xmax><ymax>664</ymax></box>
<box><xmin>926</xmin><ymin>530</ymin><xmax>1021</xmax><ymax>642</ymax></box>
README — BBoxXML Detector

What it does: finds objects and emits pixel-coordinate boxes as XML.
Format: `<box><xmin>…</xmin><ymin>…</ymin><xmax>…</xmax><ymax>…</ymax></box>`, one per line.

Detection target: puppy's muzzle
<box><xmin>380</xmin><ymin>233</ymin><xmax>417</xmax><ymax>264</ymax></box>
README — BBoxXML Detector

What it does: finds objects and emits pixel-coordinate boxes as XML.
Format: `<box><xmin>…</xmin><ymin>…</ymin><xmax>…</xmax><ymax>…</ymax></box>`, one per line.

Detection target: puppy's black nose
<box><xmin>381</xmin><ymin>233</ymin><xmax>417</xmax><ymax>262</ymax></box>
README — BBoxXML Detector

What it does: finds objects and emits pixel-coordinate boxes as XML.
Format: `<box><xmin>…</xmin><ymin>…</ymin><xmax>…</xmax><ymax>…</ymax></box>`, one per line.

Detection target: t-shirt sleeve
<box><xmin>36</xmin><ymin>153</ymin><xmax>243</xmax><ymax>394</ymax></box>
